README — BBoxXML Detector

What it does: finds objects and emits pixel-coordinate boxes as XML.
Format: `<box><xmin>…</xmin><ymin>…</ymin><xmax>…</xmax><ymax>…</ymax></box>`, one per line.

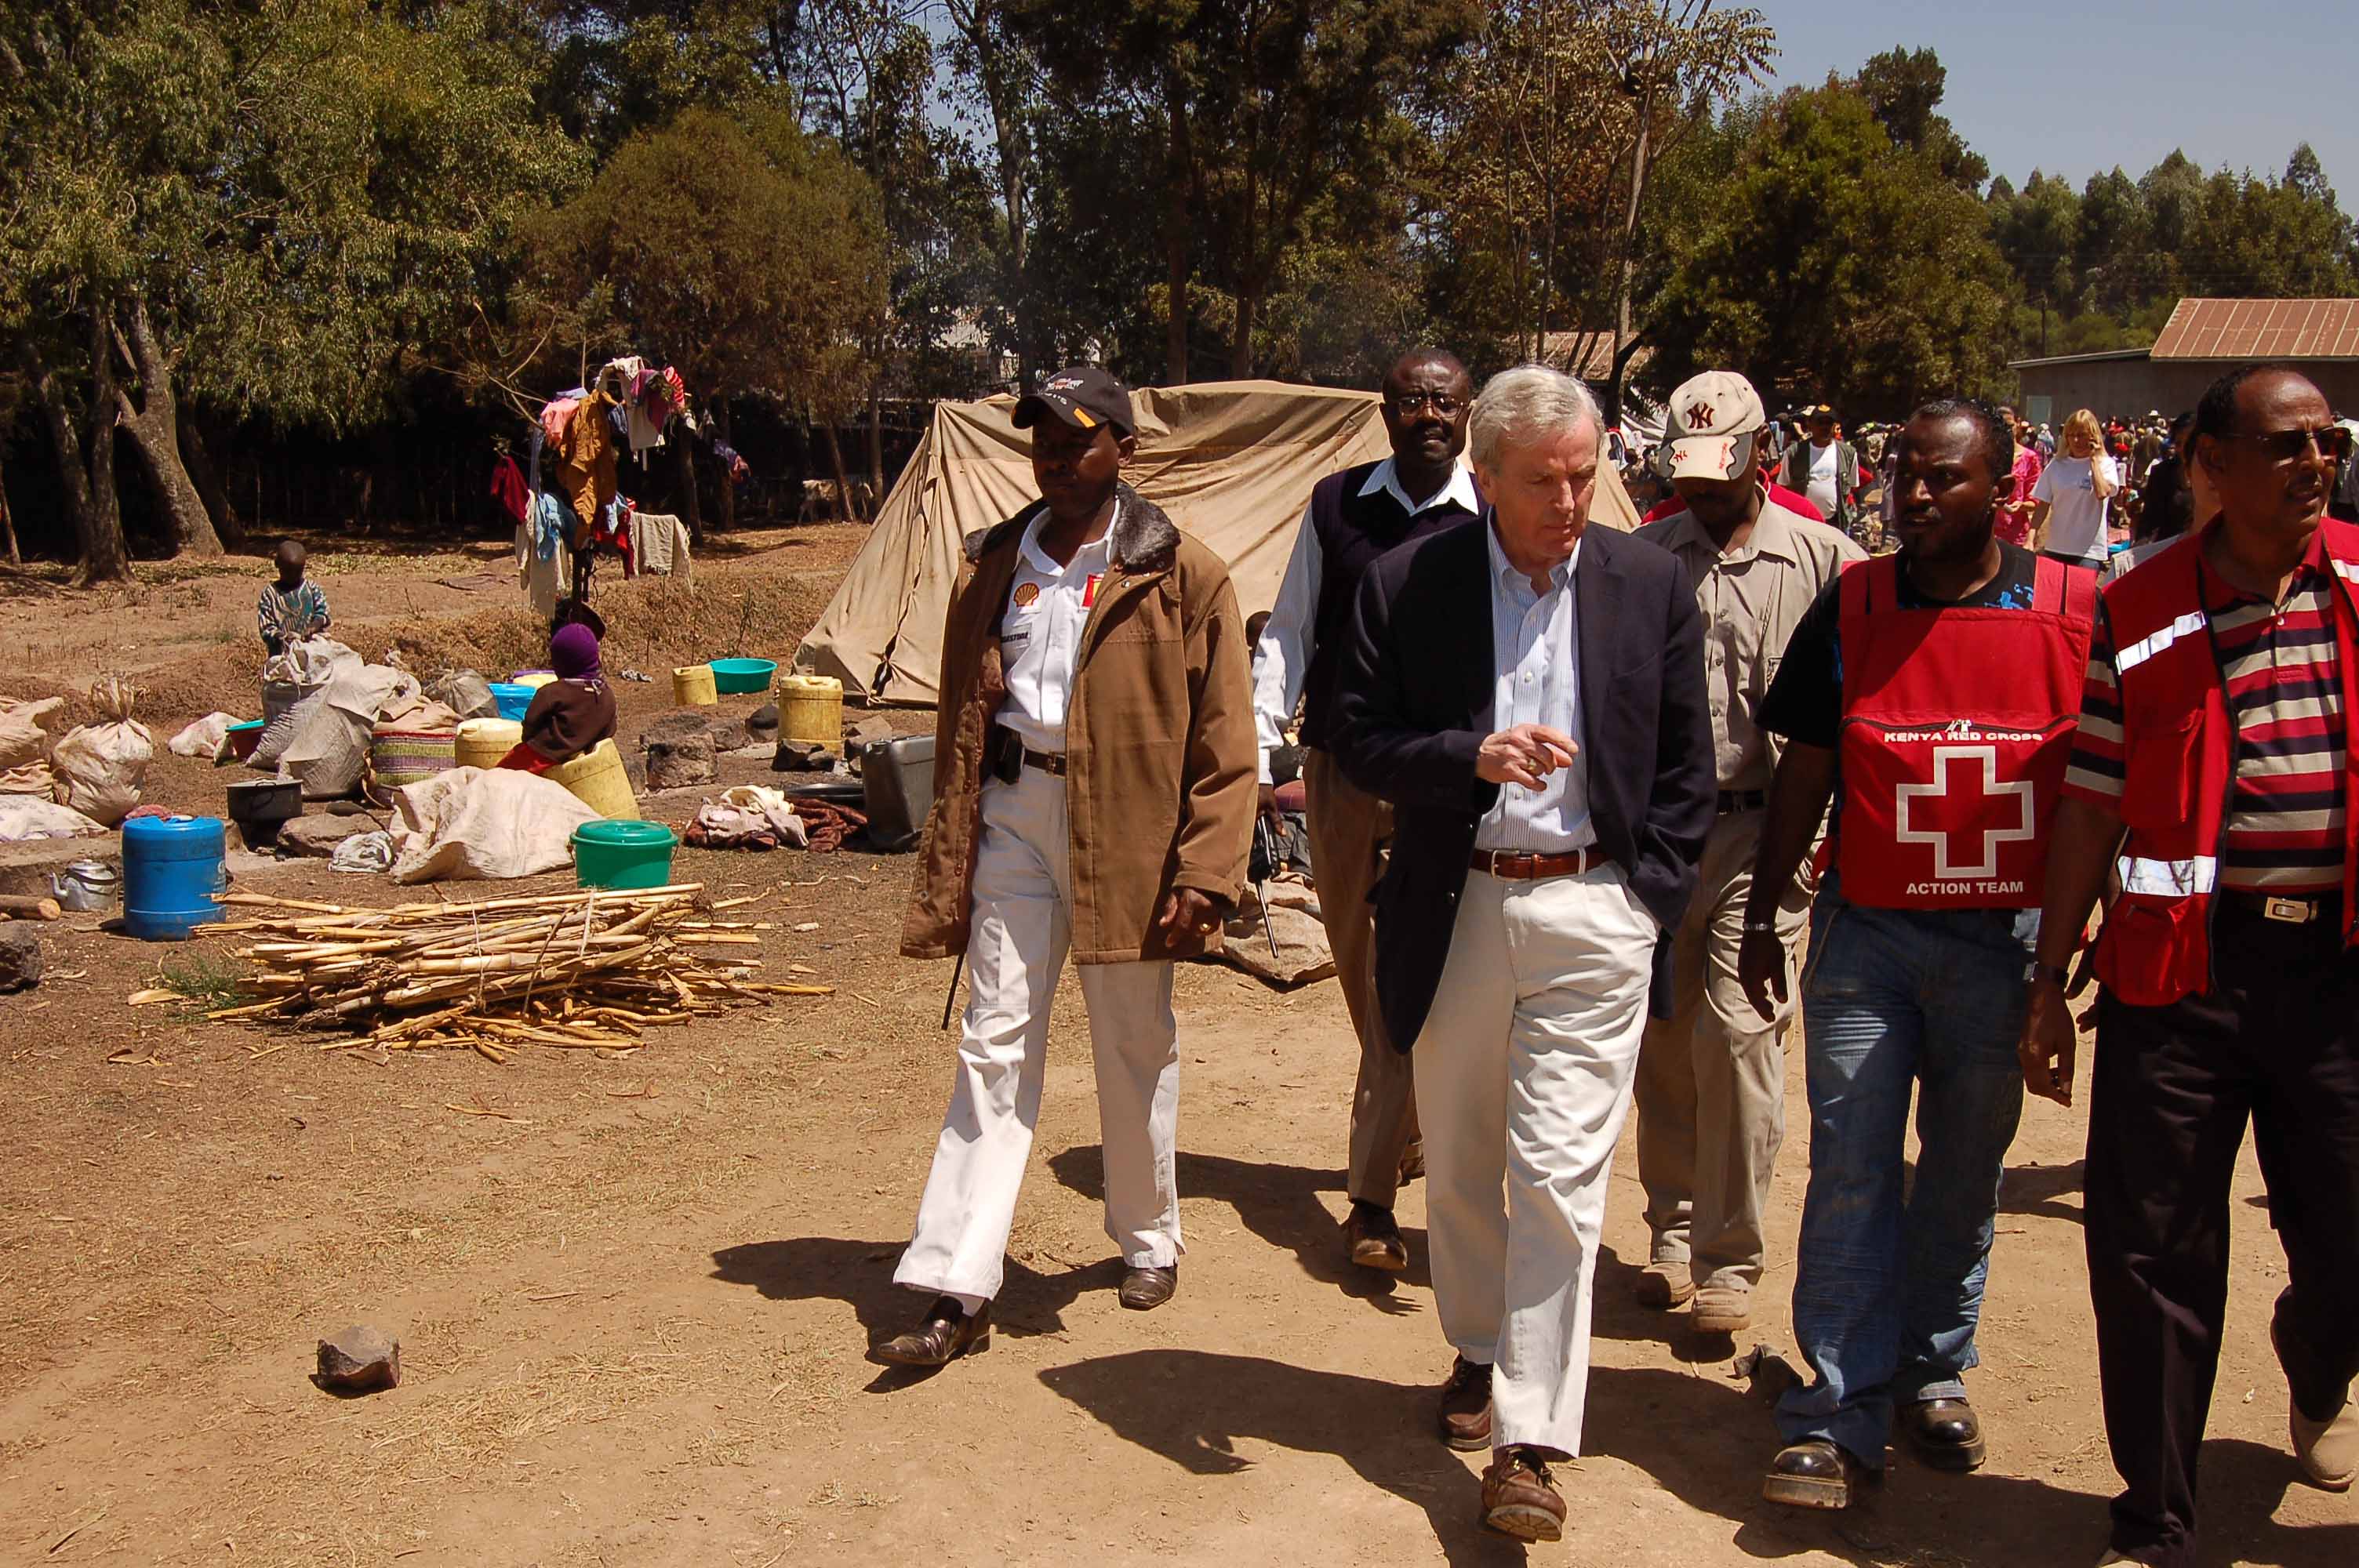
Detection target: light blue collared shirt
<box><xmin>1474</xmin><ymin>520</ymin><xmax>1594</xmax><ymax>853</ymax></box>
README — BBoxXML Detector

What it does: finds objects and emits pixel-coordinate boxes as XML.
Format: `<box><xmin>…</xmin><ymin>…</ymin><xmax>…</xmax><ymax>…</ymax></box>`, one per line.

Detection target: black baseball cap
<box><xmin>1014</xmin><ymin>366</ymin><xmax>1134</xmax><ymax>437</ymax></box>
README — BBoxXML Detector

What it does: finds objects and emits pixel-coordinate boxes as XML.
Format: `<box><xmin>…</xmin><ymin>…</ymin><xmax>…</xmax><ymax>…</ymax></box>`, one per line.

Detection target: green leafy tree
<box><xmin>529</xmin><ymin>104</ymin><xmax>889</xmax><ymax>536</ymax></box>
<box><xmin>0</xmin><ymin>0</ymin><xmax>578</xmax><ymax>579</ymax></box>
<box><xmin>1642</xmin><ymin>82</ymin><xmax>2013</xmax><ymax>414</ymax></box>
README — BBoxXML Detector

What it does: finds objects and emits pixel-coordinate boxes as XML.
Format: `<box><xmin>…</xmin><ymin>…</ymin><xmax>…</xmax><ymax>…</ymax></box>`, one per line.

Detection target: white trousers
<box><xmin>1416</xmin><ymin>863</ymin><xmax>1659</xmax><ymax>1456</ymax></box>
<box><xmin>895</xmin><ymin>766</ymin><xmax>1183</xmax><ymax>1305</ymax></box>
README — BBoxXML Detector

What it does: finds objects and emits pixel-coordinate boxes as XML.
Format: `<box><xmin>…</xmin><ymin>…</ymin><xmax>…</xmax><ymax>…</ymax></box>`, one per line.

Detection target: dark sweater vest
<box><xmin>1299</xmin><ymin>460</ymin><xmax>1478</xmax><ymax>750</ymax></box>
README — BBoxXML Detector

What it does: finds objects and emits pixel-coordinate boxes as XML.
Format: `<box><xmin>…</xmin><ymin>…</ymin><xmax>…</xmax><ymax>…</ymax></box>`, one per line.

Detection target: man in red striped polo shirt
<box><xmin>2019</xmin><ymin>364</ymin><xmax>2359</xmax><ymax>1568</ymax></box>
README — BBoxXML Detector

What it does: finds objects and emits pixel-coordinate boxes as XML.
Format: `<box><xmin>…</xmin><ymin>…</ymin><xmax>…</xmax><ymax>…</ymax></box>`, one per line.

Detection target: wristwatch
<box><xmin>2025</xmin><ymin>960</ymin><xmax>2071</xmax><ymax>989</ymax></box>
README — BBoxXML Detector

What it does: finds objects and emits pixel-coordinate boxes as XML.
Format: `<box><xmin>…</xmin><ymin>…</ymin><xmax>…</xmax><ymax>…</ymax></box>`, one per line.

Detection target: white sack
<box><xmin>51</xmin><ymin>677</ymin><xmax>151</xmax><ymax>827</ymax></box>
<box><xmin>1216</xmin><ymin>877</ymin><xmax>1335</xmax><ymax>987</ymax></box>
<box><xmin>278</xmin><ymin>665</ymin><xmax>420</xmax><ymax>800</ymax></box>
<box><xmin>0</xmin><ymin>795</ymin><xmax>107</xmax><ymax>841</ymax></box>
<box><xmin>0</xmin><ymin>696</ymin><xmax>64</xmax><ymax>770</ymax></box>
<box><xmin>169</xmin><ymin>712</ymin><xmax>241</xmax><ymax>759</ymax></box>
<box><xmin>387</xmin><ymin>766</ymin><xmax>602</xmax><ymax>884</ymax></box>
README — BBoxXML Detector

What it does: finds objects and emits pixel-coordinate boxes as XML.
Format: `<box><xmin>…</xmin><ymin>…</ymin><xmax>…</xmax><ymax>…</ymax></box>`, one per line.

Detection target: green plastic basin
<box><xmin>572</xmin><ymin>819</ymin><xmax>678</xmax><ymax>890</ymax></box>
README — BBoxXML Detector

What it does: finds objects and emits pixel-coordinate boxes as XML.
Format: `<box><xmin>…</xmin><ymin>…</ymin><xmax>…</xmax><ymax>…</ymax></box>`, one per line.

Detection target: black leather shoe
<box><xmin>870</xmin><ymin>1296</ymin><xmax>989</xmax><ymax>1367</ymax></box>
<box><xmin>1762</xmin><ymin>1439</ymin><xmax>1876</xmax><ymax>1509</ymax></box>
<box><xmin>1343</xmin><ymin>1200</ymin><xmax>1410</xmax><ymax>1272</ymax></box>
<box><xmin>1905</xmin><ymin>1396</ymin><xmax>1987</xmax><ymax>1471</ymax></box>
<box><xmin>1119</xmin><ymin>1264</ymin><xmax>1178</xmax><ymax>1311</ymax></box>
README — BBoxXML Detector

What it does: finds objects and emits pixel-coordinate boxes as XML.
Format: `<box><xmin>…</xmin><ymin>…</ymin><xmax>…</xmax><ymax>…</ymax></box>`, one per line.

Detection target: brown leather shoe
<box><xmin>1397</xmin><ymin>1140</ymin><xmax>1426</xmax><ymax>1185</ymax></box>
<box><xmin>1118</xmin><ymin>1264</ymin><xmax>1178</xmax><ymax>1311</ymax></box>
<box><xmin>1692</xmin><ymin>1283</ymin><xmax>1752</xmax><ymax>1335</ymax></box>
<box><xmin>1904</xmin><ymin>1396</ymin><xmax>1986</xmax><ymax>1471</ymax></box>
<box><xmin>1480</xmin><ymin>1446</ymin><xmax>1566</xmax><ymax>1542</ymax></box>
<box><xmin>1436</xmin><ymin>1355</ymin><xmax>1493</xmax><ymax>1451</ymax></box>
<box><xmin>1636</xmin><ymin>1261</ymin><xmax>1696</xmax><ymax>1309</ymax></box>
<box><xmin>1763</xmin><ymin>1439</ymin><xmax>1876</xmax><ymax>1509</ymax></box>
<box><xmin>870</xmin><ymin>1296</ymin><xmax>989</xmax><ymax>1367</ymax></box>
<box><xmin>1343</xmin><ymin>1201</ymin><xmax>1409</xmax><ymax>1272</ymax></box>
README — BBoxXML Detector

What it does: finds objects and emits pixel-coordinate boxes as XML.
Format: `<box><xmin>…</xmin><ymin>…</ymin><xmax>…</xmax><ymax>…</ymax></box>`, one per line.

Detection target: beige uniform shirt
<box><xmin>1634</xmin><ymin>501</ymin><xmax>1865</xmax><ymax>790</ymax></box>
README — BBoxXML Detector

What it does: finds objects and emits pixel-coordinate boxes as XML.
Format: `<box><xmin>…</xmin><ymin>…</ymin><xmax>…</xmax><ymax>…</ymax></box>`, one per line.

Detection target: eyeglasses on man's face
<box><xmin>1390</xmin><ymin>392</ymin><xmax>1466</xmax><ymax>418</ymax></box>
<box><xmin>2220</xmin><ymin>425</ymin><xmax>2354</xmax><ymax>465</ymax></box>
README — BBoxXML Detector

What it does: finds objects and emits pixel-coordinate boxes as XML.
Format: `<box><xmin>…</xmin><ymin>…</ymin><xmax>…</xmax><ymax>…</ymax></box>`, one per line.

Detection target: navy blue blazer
<box><xmin>1330</xmin><ymin>516</ymin><xmax>1714</xmax><ymax>1052</ymax></box>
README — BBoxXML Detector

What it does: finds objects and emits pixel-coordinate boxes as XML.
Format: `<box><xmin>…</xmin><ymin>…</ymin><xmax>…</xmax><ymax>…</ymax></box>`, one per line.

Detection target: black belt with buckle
<box><xmin>1717</xmin><ymin>789</ymin><xmax>1766</xmax><ymax>815</ymax></box>
<box><xmin>1022</xmin><ymin>747</ymin><xmax>1067</xmax><ymax>777</ymax></box>
<box><xmin>987</xmin><ymin>723</ymin><xmax>1067</xmax><ymax>782</ymax></box>
<box><xmin>2223</xmin><ymin>889</ymin><xmax>2340</xmax><ymax>924</ymax></box>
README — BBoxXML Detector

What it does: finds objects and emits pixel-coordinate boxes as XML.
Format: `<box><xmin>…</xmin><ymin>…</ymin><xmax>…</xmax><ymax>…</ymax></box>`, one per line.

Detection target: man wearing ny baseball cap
<box><xmin>1632</xmin><ymin>373</ymin><xmax>1863</xmax><ymax>1340</ymax></box>
<box><xmin>879</xmin><ymin>365</ymin><xmax>1257</xmax><ymax>1366</ymax></box>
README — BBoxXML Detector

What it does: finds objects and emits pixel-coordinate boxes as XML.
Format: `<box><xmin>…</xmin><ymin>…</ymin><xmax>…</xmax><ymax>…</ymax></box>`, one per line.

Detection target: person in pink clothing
<box><xmin>1994</xmin><ymin>405</ymin><xmax>2044</xmax><ymax>546</ymax></box>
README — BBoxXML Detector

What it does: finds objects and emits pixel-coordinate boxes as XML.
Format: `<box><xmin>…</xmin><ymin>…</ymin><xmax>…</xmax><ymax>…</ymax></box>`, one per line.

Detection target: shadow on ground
<box><xmin>1048</xmin><ymin>1145</ymin><xmax>1430</xmax><ymax>1313</ymax></box>
<box><xmin>1041</xmin><ymin>1348</ymin><xmax>2359</xmax><ymax>1567</ymax></box>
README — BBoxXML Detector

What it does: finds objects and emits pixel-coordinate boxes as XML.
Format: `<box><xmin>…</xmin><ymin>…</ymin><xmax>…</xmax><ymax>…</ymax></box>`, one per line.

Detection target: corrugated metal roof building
<box><xmin>2008</xmin><ymin>298</ymin><xmax>2359</xmax><ymax>426</ymax></box>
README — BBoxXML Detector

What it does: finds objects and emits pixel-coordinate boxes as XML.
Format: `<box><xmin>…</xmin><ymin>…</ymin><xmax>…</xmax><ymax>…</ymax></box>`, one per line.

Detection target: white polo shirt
<box><xmin>996</xmin><ymin>503</ymin><xmax>1116</xmax><ymax>753</ymax></box>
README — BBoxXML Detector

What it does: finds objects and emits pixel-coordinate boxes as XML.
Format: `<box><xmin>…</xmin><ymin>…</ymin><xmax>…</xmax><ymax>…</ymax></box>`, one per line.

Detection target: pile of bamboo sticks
<box><xmin>194</xmin><ymin>882</ymin><xmax>830</xmax><ymax>1061</ymax></box>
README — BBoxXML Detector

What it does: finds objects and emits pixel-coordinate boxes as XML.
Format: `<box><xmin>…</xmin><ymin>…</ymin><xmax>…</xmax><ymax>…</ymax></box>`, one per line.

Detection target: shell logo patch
<box><xmin>1012</xmin><ymin>582</ymin><xmax>1040</xmax><ymax>608</ymax></box>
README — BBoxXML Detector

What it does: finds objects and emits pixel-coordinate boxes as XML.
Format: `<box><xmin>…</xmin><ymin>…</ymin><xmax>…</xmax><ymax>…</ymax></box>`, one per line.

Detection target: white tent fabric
<box><xmin>796</xmin><ymin>379</ymin><xmax>1644</xmax><ymax>706</ymax></box>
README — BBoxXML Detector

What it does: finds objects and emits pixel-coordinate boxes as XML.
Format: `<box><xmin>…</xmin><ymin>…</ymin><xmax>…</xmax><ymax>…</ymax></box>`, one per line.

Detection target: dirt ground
<box><xmin>0</xmin><ymin>528</ymin><xmax>2352</xmax><ymax>1567</ymax></box>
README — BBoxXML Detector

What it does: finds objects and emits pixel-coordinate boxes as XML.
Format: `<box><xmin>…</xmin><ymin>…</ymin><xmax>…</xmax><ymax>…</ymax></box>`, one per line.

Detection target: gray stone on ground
<box><xmin>0</xmin><ymin>926</ymin><xmax>42</xmax><ymax>993</ymax></box>
<box><xmin>314</xmin><ymin>1325</ymin><xmax>401</xmax><ymax>1393</ymax></box>
<box><xmin>844</xmin><ymin>715</ymin><xmax>896</xmax><ymax>753</ymax></box>
<box><xmin>771</xmin><ymin>740</ymin><xmax>838</xmax><ymax>773</ymax></box>
<box><xmin>277</xmin><ymin>815</ymin><xmax>375</xmax><ymax>858</ymax></box>
<box><xmin>645</xmin><ymin>731</ymin><xmax>718</xmax><ymax>791</ymax></box>
<box><xmin>743</xmin><ymin>702</ymin><xmax>780</xmax><ymax>739</ymax></box>
<box><xmin>640</xmin><ymin>709</ymin><xmax>746</xmax><ymax>754</ymax></box>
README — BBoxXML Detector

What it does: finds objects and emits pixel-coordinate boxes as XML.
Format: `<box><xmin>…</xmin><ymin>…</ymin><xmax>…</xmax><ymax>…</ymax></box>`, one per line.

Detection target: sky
<box><xmin>1761</xmin><ymin>0</ymin><xmax>2350</xmax><ymax>197</ymax></box>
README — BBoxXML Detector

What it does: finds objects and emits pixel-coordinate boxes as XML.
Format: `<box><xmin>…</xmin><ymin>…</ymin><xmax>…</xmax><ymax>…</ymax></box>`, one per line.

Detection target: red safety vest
<box><xmin>2091</xmin><ymin>523</ymin><xmax>2359</xmax><ymax>1005</ymax></box>
<box><xmin>1836</xmin><ymin>553</ymin><xmax>2097</xmax><ymax>909</ymax></box>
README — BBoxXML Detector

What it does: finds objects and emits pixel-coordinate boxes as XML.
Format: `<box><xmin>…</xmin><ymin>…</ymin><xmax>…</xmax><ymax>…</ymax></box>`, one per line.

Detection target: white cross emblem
<box><xmin>1894</xmin><ymin>744</ymin><xmax>2035</xmax><ymax>880</ymax></box>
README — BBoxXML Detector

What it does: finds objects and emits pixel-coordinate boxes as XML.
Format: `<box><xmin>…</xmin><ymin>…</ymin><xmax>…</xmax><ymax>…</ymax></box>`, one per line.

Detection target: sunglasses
<box><xmin>1390</xmin><ymin>392</ymin><xmax>1466</xmax><ymax>417</ymax></box>
<box><xmin>2220</xmin><ymin>426</ymin><xmax>2354</xmax><ymax>464</ymax></box>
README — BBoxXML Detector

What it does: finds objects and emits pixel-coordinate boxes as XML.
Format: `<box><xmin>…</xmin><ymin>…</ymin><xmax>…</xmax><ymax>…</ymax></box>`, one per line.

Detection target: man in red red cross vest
<box><xmin>1737</xmin><ymin>398</ymin><xmax>2098</xmax><ymax>1509</ymax></box>
<box><xmin>2020</xmin><ymin>364</ymin><xmax>2359</xmax><ymax>1568</ymax></box>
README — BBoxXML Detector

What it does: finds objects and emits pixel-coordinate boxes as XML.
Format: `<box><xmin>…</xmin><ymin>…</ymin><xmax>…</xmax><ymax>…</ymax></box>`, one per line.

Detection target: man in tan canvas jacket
<box><xmin>876</xmin><ymin>365</ymin><xmax>1256</xmax><ymax>1367</ymax></box>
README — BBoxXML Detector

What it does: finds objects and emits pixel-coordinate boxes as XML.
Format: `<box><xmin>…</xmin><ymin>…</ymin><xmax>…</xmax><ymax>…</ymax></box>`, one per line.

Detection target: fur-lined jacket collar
<box><xmin>963</xmin><ymin>483</ymin><xmax>1180</xmax><ymax>576</ymax></box>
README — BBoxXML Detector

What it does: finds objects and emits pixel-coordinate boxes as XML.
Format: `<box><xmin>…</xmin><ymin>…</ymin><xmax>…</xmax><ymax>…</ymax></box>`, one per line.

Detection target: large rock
<box><xmin>641</xmin><ymin>710</ymin><xmax>747</xmax><ymax>755</ymax></box>
<box><xmin>645</xmin><ymin>731</ymin><xmax>717</xmax><ymax>792</ymax></box>
<box><xmin>314</xmin><ymin>1325</ymin><xmax>401</xmax><ymax>1394</ymax></box>
<box><xmin>0</xmin><ymin>926</ymin><xmax>41</xmax><ymax>993</ymax></box>
<box><xmin>278</xmin><ymin>815</ymin><xmax>375</xmax><ymax>858</ymax></box>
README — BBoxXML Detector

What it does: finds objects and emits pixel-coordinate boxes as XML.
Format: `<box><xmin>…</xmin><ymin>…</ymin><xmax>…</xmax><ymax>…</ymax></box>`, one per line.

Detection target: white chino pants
<box><xmin>1416</xmin><ymin>862</ymin><xmax>1659</xmax><ymax>1457</ymax></box>
<box><xmin>895</xmin><ymin>765</ymin><xmax>1183</xmax><ymax>1305</ymax></box>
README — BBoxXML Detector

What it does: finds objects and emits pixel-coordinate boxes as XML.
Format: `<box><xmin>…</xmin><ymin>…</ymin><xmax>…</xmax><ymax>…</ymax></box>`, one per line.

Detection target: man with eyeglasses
<box><xmin>2020</xmin><ymin>364</ymin><xmax>2359</xmax><ymax>1568</ymax></box>
<box><xmin>1252</xmin><ymin>347</ymin><xmax>1481</xmax><ymax>1275</ymax></box>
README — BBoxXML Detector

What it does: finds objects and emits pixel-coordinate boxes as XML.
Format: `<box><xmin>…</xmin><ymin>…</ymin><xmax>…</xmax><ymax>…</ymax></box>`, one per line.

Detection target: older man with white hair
<box><xmin>1333</xmin><ymin>365</ymin><xmax>1714</xmax><ymax>1543</ymax></box>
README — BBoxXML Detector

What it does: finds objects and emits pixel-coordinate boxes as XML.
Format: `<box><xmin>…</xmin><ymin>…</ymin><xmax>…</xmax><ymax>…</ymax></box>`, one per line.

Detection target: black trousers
<box><xmin>2087</xmin><ymin>898</ymin><xmax>2359</xmax><ymax>1567</ymax></box>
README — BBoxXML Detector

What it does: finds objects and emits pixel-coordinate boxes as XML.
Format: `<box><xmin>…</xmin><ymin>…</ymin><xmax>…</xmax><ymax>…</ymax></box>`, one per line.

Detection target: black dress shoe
<box><xmin>1119</xmin><ymin>1264</ymin><xmax>1178</xmax><ymax>1311</ymax></box>
<box><xmin>1343</xmin><ymin>1200</ymin><xmax>1410</xmax><ymax>1272</ymax></box>
<box><xmin>1762</xmin><ymin>1439</ymin><xmax>1876</xmax><ymax>1509</ymax></box>
<box><xmin>1905</xmin><ymin>1396</ymin><xmax>1986</xmax><ymax>1471</ymax></box>
<box><xmin>871</xmin><ymin>1296</ymin><xmax>989</xmax><ymax>1367</ymax></box>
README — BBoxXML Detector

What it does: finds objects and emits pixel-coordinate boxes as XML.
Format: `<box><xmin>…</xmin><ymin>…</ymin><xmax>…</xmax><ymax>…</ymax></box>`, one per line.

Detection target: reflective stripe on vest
<box><xmin>2113</xmin><ymin>611</ymin><xmax>2208</xmax><ymax>674</ymax></box>
<box><xmin>2117</xmin><ymin>854</ymin><xmax>2218</xmax><ymax>897</ymax></box>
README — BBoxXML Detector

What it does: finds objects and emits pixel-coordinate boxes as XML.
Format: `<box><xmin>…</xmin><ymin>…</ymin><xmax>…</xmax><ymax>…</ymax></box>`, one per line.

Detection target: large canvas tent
<box><xmin>795</xmin><ymin>379</ymin><xmax>1642</xmax><ymax>706</ymax></box>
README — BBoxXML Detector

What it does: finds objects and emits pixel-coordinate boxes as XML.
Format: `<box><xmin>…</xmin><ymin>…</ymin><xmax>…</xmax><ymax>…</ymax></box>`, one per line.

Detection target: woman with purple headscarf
<box><xmin>500</xmin><ymin>622</ymin><xmax>618</xmax><ymax>771</ymax></box>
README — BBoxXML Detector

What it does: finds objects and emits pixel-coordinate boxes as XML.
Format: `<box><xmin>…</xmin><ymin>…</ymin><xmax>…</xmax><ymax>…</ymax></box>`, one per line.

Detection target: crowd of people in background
<box><xmin>1623</xmin><ymin>399</ymin><xmax>2359</xmax><ymax>563</ymax></box>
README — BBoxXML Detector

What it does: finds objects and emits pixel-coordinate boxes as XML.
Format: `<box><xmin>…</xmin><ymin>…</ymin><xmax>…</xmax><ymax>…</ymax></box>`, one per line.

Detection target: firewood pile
<box><xmin>189</xmin><ymin>883</ymin><xmax>830</xmax><ymax>1061</ymax></box>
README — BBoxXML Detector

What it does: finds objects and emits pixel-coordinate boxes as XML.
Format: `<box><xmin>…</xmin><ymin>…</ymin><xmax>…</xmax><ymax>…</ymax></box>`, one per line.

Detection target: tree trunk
<box><xmin>0</xmin><ymin>436</ymin><xmax>18</xmax><ymax>564</ymax></box>
<box><xmin>178</xmin><ymin>407</ymin><xmax>243</xmax><ymax>549</ymax></box>
<box><xmin>716</xmin><ymin>401</ymin><xmax>736</xmax><ymax>533</ymax></box>
<box><xmin>821</xmin><ymin>419</ymin><xmax>856</xmax><ymax>524</ymax></box>
<box><xmin>109</xmin><ymin>296</ymin><xmax>223</xmax><ymax>557</ymax></box>
<box><xmin>866</xmin><ymin>383</ymin><xmax>884</xmax><ymax>510</ymax></box>
<box><xmin>1163</xmin><ymin>60</ymin><xmax>1192</xmax><ymax>386</ymax></box>
<box><xmin>18</xmin><ymin>324</ymin><xmax>130</xmax><ymax>584</ymax></box>
<box><xmin>674</xmin><ymin>426</ymin><xmax>703</xmax><ymax>545</ymax></box>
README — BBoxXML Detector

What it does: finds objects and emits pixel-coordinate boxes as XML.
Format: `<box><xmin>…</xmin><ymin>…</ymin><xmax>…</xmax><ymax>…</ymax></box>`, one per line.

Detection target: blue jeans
<box><xmin>1775</xmin><ymin>878</ymin><xmax>2036</xmax><ymax>1466</ymax></box>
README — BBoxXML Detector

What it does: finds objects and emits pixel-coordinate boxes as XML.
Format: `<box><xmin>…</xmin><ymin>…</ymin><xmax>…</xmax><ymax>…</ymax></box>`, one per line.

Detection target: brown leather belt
<box><xmin>1470</xmin><ymin>846</ymin><xmax>1595</xmax><ymax>880</ymax></box>
<box><xmin>1023</xmin><ymin>748</ymin><xmax>1067</xmax><ymax>777</ymax></box>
